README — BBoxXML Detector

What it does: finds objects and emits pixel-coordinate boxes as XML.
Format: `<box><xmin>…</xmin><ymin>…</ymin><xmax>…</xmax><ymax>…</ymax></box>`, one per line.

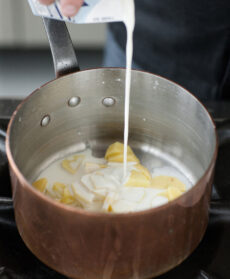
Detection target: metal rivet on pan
<box><xmin>41</xmin><ymin>115</ymin><xmax>50</xmax><ymax>127</ymax></box>
<box><xmin>68</xmin><ymin>96</ymin><xmax>81</xmax><ymax>107</ymax></box>
<box><xmin>102</xmin><ymin>97</ymin><xmax>116</xmax><ymax>107</ymax></box>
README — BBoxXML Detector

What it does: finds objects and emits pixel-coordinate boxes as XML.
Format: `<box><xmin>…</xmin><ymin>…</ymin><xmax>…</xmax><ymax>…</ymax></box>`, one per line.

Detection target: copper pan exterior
<box><xmin>6</xmin><ymin>68</ymin><xmax>218</xmax><ymax>279</ymax></box>
<box><xmin>7</xmin><ymin>162</ymin><xmax>215</xmax><ymax>279</ymax></box>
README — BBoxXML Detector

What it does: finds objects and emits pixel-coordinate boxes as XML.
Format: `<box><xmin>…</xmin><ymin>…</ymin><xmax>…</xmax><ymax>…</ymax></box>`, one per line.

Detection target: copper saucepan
<box><xmin>5</xmin><ymin>18</ymin><xmax>218</xmax><ymax>279</ymax></box>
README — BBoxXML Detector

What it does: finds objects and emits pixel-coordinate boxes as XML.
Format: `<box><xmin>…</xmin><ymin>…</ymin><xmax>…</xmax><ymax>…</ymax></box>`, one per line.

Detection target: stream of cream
<box><xmin>123</xmin><ymin>0</ymin><xmax>135</xmax><ymax>180</ymax></box>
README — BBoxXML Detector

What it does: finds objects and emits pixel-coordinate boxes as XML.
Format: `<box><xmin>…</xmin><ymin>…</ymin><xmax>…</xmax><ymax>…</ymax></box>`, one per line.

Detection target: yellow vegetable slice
<box><xmin>135</xmin><ymin>164</ymin><xmax>152</xmax><ymax>180</ymax></box>
<box><xmin>108</xmin><ymin>154</ymin><xmax>139</xmax><ymax>163</ymax></box>
<box><xmin>61</xmin><ymin>155</ymin><xmax>84</xmax><ymax>174</ymax></box>
<box><xmin>108</xmin><ymin>205</ymin><xmax>113</xmax><ymax>212</ymax></box>
<box><xmin>125</xmin><ymin>170</ymin><xmax>151</xmax><ymax>188</ymax></box>
<box><xmin>52</xmin><ymin>182</ymin><xmax>66</xmax><ymax>198</ymax></box>
<box><xmin>157</xmin><ymin>191</ymin><xmax>168</xmax><ymax>199</ymax></box>
<box><xmin>105</xmin><ymin>142</ymin><xmax>139</xmax><ymax>163</ymax></box>
<box><xmin>73</xmin><ymin>155</ymin><xmax>84</xmax><ymax>161</ymax></box>
<box><xmin>84</xmin><ymin>162</ymin><xmax>107</xmax><ymax>173</ymax></box>
<box><xmin>158</xmin><ymin>187</ymin><xmax>183</xmax><ymax>201</ymax></box>
<box><xmin>168</xmin><ymin>186</ymin><xmax>183</xmax><ymax>201</ymax></box>
<box><xmin>72</xmin><ymin>183</ymin><xmax>95</xmax><ymax>204</ymax></box>
<box><xmin>105</xmin><ymin>142</ymin><xmax>124</xmax><ymax>158</ymax></box>
<box><xmin>102</xmin><ymin>192</ymin><xmax>117</xmax><ymax>212</ymax></box>
<box><xmin>62</xmin><ymin>160</ymin><xmax>76</xmax><ymax>174</ymax></box>
<box><xmin>60</xmin><ymin>188</ymin><xmax>75</xmax><ymax>204</ymax></box>
<box><xmin>151</xmin><ymin>176</ymin><xmax>186</xmax><ymax>191</ymax></box>
<box><xmin>32</xmin><ymin>178</ymin><xmax>47</xmax><ymax>193</ymax></box>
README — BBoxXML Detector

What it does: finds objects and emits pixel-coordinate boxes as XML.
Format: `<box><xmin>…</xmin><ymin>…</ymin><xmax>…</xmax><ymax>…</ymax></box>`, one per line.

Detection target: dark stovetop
<box><xmin>0</xmin><ymin>99</ymin><xmax>230</xmax><ymax>279</ymax></box>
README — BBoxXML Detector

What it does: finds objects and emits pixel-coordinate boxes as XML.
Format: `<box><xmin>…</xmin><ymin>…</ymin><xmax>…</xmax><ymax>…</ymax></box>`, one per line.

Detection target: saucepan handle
<box><xmin>43</xmin><ymin>17</ymin><xmax>80</xmax><ymax>78</ymax></box>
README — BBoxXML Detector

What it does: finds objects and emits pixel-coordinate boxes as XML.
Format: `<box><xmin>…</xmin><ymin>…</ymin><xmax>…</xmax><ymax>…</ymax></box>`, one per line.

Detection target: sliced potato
<box><xmin>102</xmin><ymin>192</ymin><xmax>118</xmax><ymax>212</ymax></box>
<box><xmin>84</xmin><ymin>162</ymin><xmax>107</xmax><ymax>173</ymax></box>
<box><xmin>72</xmin><ymin>182</ymin><xmax>95</xmax><ymax>204</ymax></box>
<box><xmin>135</xmin><ymin>164</ymin><xmax>152</xmax><ymax>180</ymax></box>
<box><xmin>125</xmin><ymin>170</ymin><xmax>151</xmax><ymax>188</ymax></box>
<box><xmin>32</xmin><ymin>178</ymin><xmax>47</xmax><ymax>192</ymax></box>
<box><xmin>167</xmin><ymin>186</ymin><xmax>183</xmax><ymax>201</ymax></box>
<box><xmin>61</xmin><ymin>155</ymin><xmax>84</xmax><ymax>174</ymax></box>
<box><xmin>60</xmin><ymin>188</ymin><xmax>75</xmax><ymax>204</ymax></box>
<box><xmin>151</xmin><ymin>176</ymin><xmax>186</xmax><ymax>191</ymax></box>
<box><xmin>105</xmin><ymin>142</ymin><xmax>125</xmax><ymax>158</ymax></box>
<box><xmin>52</xmin><ymin>182</ymin><xmax>66</xmax><ymax>198</ymax></box>
<box><xmin>158</xmin><ymin>187</ymin><xmax>183</xmax><ymax>201</ymax></box>
<box><xmin>105</xmin><ymin>142</ymin><xmax>139</xmax><ymax>163</ymax></box>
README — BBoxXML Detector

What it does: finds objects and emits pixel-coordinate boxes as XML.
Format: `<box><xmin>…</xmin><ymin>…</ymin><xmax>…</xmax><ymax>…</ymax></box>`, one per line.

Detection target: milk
<box><xmin>122</xmin><ymin>0</ymin><xmax>135</xmax><ymax>180</ymax></box>
<box><xmin>36</xmin><ymin>149</ymin><xmax>191</xmax><ymax>212</ymax></box>
<box><xmin>28</xmin><ymin>0</ymin><xmax>135</xmax><ymax>178</ymax></box>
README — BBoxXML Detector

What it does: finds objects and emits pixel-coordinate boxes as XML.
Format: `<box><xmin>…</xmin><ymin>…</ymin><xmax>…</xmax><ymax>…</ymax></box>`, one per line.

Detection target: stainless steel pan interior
<box><xmin>9</xmin><ymin>67</ymin><xmax>216</xmax><ymax>188</ymax></box>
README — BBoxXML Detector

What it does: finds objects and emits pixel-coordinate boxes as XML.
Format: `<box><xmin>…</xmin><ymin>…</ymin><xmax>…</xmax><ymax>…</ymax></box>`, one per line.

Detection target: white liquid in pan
<box><xmin>123</xmin><ymin>0</ymin><xmax>135</xmax><ymax>180</ymax></box>
<box><xmin>35</xmin><ymin>148</ymin><xmax>193</xmax><ymax>213</ymax></box>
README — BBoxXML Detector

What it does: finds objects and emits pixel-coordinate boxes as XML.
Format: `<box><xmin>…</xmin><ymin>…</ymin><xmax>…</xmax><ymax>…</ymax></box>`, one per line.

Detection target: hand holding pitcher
<box><xmin>39</xmin><ymin>0</ymin><xmax>83</xmax><ymax>16</ymax></box>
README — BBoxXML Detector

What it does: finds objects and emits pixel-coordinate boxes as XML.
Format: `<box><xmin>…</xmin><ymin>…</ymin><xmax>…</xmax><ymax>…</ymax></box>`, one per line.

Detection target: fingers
<box><xmin>60</xmin><ymin>0</ymin><xmax>84</xmax><ymax>17</ymax></box>
<box><xmin>38</xmin><ymin>0</ymin><xmax>83</xmax><ymax>17</ymax></box>
<box><xmin>39</xmin><ymin>0</ymin><xmax>55</xmax><ymax>5</ymax></box>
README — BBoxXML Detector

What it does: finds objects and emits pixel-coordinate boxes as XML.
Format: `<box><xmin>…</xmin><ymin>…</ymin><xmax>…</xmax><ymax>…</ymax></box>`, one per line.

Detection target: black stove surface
<box><xmin>0</xmin><ymin>99</ymin><xmax>230</xmax><ymax>279</ymax></box>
